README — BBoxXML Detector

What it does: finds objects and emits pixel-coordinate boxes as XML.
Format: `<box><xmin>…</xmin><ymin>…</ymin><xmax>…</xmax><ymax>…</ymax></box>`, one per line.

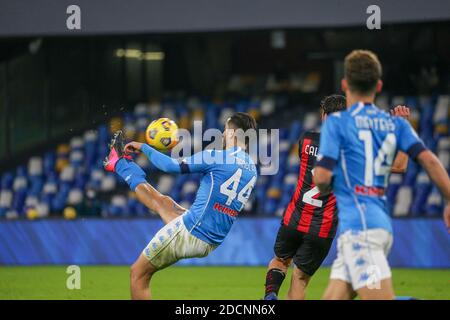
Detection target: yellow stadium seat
<box><xmin>63</xmin><ymin>207</ymin><xmax>77</xmax><ymax>220</ymax></box>
<box><xmin>267</xmin><ymin>187</ymin><xmax>281</xmax><ymax>199</ymax></box>
<box><xmin>290</xmin><ymin>143</ymin><xmax>299</xmax><ymax>155</ymax></box>
<box><xmin>125</xmin><ymin>129</ymin><xmax>136</xmax><ymax>140</ymax></box>
<box><xmin>248</xmin><ymin>108</ymin><xmax>261</xmax><ymax>121</ymax></box>
<box><xmin>55</xmin><ymin>158</ymin><xmax>69</xmax><ymax>172</ymax></box>
<box><xmin>137</xmin><ymin>132</ymin><xmax>146</xmax><ymax>143</ymax></box>
<box><xmin>26</xmin><ymin>208</ymin><xmax>39</xmax><ymax>220</ymax></box>
<box><xmin>435</xmin><ymin>124</ymin><xmax>448</xmax><ymax>135</ymax></box>
<box><xmin>179</xmin><ymin>115</ymin><xmax>192</xmax><ymax>130</ymax></box>
<box><xmin>56</xmin><ymin>144</ymin><xmax>70</xmax><ymax>155</ymax></box>
<box><xmin>192</xmin><ymin>109</ymin><xmax>204</xmax><ymax>121</ymax></box>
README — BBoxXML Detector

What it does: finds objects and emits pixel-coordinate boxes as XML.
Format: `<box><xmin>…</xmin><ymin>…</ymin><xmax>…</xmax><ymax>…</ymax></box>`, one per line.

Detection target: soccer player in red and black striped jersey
<box><xmin>263</xmin><ymin>95</ymin><xmax>346</xmax><ymax>300</ymax></box>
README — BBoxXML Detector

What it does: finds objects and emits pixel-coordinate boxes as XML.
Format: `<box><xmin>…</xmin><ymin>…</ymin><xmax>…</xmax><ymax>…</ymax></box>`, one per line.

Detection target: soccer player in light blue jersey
<box><xmin>314</xmin><ymin>50</ymin><xmax>450</xmax><ymax>300</ymax></box>
<box><xmin>104</xmin><ymin>113</ymin><xmax>258</xmax><ymax>299</ymax></box>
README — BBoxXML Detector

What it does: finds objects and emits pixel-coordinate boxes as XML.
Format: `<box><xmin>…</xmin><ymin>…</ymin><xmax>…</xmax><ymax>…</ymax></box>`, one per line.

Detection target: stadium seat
<box><xmin>1</xmin><ymin>172</ymin><xmax>14</xmax><ymax>190</ymax></box>
<box><xmin>425</xmin><ymin>187</ymin><xmax>444</xmax><ymax>217</ymax></box>
<box><xmin>260</xmin><ymin>97</ymin><xmax>276</xmax><ymax>116</ymax></box>
<box><xmin>375</xmin><ymin>94</ymin><xmax>389</xmax><ymax>110</ymax></box>
<box><xmin>437</xmin><ymin>150</ymin><xmax>449</xmax><ymax>172</ymax></box>
<box><xmin>433</xmin><ymin>95</ymin><xmax>449</xmax><ymax>134</ymax></box>
<box><xmin>43</xmin><ymin>152</ymin><xmax>56</xmax><ymax>175</ymax></box>
<box><xmin>419</xmin><ymin>100</ymin><xmax>435</xmax><ymax>142</ymax></box>
<box><xmin>391</xmin><ymin>95</ymin><xmax>405</xmax><ymax>107</ymax></box>
<box><xmin>0</xmin><ymin>190</ymin><xmax>13</xmax><ymax>217</ymax></box>
<box><xmin>28</xmin><ymin>157</ymin><xmax>43</xmax><ymax>176</ymax></box>
<box><xmin>403</xmin><ymin>161</ymin><xmax>419</xmax><ymax>187</ymax></box>
<box><xmin>405</xmin><ymin>96</ymin><xmax>419</xmax><ymax>109</ymax></box>
<box><xmin>100</xmin><ymin>174</ymin><xmax>116</xmax><ymax>192</ymax></box>
<box><xmin>288</xmin><ymin>121</ymin><xmax>302</xmax><ymax>144</ymax></box>
<box><xmin>410</xmin><ymin>171</ymin><xmax>432</xmax><ymax>216</ymax></box>
<box><xmin>109</xmin><ymin>195</ymin><xmax>128</xmax><ymax>216</ymax></box>
<box><xmin>393</xmin><ymin>186</ymin><xmax>413</xmax><ymax>217</ymax></box>
<box><xmin>157</xmin><ymin>175</ymin><xmax>175</xmax><ymax>194</ymax></box>
<box><xmin>303</xmin><ymin>112</ymin><xmax>319</xmax><ymax>131</ymax></box>
<box><xmin>386</xmin><ymin>173</ymin><xmax>403</xmax><ymax>213</ymax></box>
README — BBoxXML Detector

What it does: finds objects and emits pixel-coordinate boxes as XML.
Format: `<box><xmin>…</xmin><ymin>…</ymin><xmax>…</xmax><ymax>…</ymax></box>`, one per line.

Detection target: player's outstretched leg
<box><xmin>104</xmin><ymin>130</ymin><xmax>186</xmax><ymax>224</ymax></box>
<box><xmin>264</xmin><ymin>257</ymin><xmax>290</xmax><ymax>300</ymax></box>
<box><xmin>286</xmin><ymin>266</ymin><xmax>310</xmax><ymax>300</ymax></box>
<box><xmin>130</xmin><ymin>209</ymin><xmax>215</xmax><ymax>300</ymax></box>
<box><xmin>322</xmin><ymin>279</ymin><xmax>356</xmax><ymax>300</ymax></box>
<box><xmin>323</xmin><ymin>230</ymin><xmax>395</xmax><ymax>300</ymax></box>
<box><xmin>357</xmin><ymin>278</ymin><xmax>395</xmax><ymax>300</ymax></box>
<box><xmin>134</xmin><ymin>183</ymin><xmax>186</xmax><ymax>224</ymax></box>
<box><xmin>130</xmin><ymin>253</ymin><xmax>157</xmax><ymax>299</ymax></box>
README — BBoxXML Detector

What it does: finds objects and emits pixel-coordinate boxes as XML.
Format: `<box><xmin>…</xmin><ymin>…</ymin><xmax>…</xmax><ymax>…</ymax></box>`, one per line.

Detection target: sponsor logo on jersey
<box><xmin>354</xmin><ymin>185</ymin><xmax>385</xmax><ymax>197</ymax></box>
<box><xmin>213</xmin><ymin>202</ymin><xmax>239</xmax><ymax>217</ymax></box>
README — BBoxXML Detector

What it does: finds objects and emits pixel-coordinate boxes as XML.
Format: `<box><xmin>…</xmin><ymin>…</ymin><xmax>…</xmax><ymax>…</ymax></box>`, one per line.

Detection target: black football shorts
<box><xmin>274</xmin><ymin>224</ymin><xmax>334</xmax><ymax>276</ymax></box>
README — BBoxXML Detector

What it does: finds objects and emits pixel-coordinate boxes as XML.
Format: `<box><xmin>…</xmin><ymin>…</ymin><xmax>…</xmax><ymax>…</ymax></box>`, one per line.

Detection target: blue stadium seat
<box><xmin>425</xmin><ymin>186</ymin><xmax>443</xmax><ymax>217</ymax></box>
<box><xmin>405</xmin><ymin>96</ymin><xmax>418</xmax><ymax>108</ymax></box>
<box><xmin>386</xmin><ymin>173</ymin><xmax>403</xmax><ymax>214</ymax></box>
<box><xmin>1</xmin><ymin>172</ymin><xmax>14</xmax><ymax>189</ymax></box>
<box><xmin>288</xmin><ymin>121</ymin><xmax>302</xmax><ymax>144</ymax></box>
<box><xmin>410</xmin><ymin>171</ymin><xmax>432</xmax><ymax>216</ymax></box>
<box><xmin>28</xmin><ymin>176</ymin><xmax>44</xmax><ymax>196</ymax></box>
<box><xmin>419</xmin><ymin>101</ymin><xmax>435</xmax><ymax>141</ymax></box>
<box><xmin>403</xmin><ymin>161</ymin><xmax>419</xmax><ymax>187</ymax></box>
<box><xmin>43</xmin><ymin>152</ymin><xmax>56</xmax><ymax>175</ymax></box>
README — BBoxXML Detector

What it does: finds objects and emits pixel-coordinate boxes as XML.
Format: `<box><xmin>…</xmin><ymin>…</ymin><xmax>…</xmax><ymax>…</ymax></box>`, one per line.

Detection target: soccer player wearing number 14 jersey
<box><xmin>104</xmin><ymin>112</ymin><xmax>258</xmax><ymax>300</ymax></box>
<box><xmin>314</xmin><ymin>50</ymin><xmax>450</xmax><ymax>300</ymax></box>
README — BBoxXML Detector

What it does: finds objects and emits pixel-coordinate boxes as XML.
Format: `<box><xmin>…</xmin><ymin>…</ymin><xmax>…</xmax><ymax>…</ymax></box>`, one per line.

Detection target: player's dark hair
<box><xmin>344</xmin><ymin>50</ymin><xmax>382</xmax><ymax>95</ymax></box>
<box><xmin>227</xmin><ymin>112</ymin><xmax>257</xmax><ymax>132</ymax></box>
<box><xmin>320</xmin><ymin>95</ymin><xmax>347</xmax><ymax>115</ymax></box>
<box><xmin>226</xmin><ymin>112</ymin><xmax>257</xmax><ymax>150</ymax></box>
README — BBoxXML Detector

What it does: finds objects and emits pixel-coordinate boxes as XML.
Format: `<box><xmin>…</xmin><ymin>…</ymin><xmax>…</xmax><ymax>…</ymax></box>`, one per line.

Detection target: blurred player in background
<box><xmin>263</xmin><ymin>95</ymin><xmax>411</xmax><ymax>300</ymax></box>
<box><xmin>314</xmin><ymin>50</ymin><xmax>450</xmax><ymax>300</ymax></box>
<box><xmin>104</xmin><ymin>112</ymin><xmax>258</xmax><ymax>299</ymax></box>
<box><xmin>263</xmin><ymin>95</ymin><xmax>346</xmax><ymax>300</ymax></box>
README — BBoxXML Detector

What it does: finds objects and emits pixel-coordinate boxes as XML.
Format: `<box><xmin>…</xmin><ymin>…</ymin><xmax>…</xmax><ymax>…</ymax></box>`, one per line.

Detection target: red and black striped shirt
<box><xmin>282</xmin><ymin>130</ymin><xmax>338</xmax><ymax>238</ymax></box>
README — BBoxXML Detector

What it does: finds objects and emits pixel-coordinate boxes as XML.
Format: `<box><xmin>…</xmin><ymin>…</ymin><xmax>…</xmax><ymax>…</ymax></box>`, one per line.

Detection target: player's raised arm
<box><xmin>416</xmin><ymin>150</ymin><xmax>450</xmax><ymax>229</ymax></box>
<box><xmin>179</xmin><ymin>149</ymin><xmax>214</xmax><ymax>174</ymax></box>
<box><xmin>314</xmin><ymin>114</ymin><xmax>343</xmax><ymax>192</ymax></box>
<box><xmin>390</xmin><ymin>105</ymin><xmax>411</xmax><ymax>173</ymax></box>
<box><xmin>125</xmin><ymin>141</ymin><xmax>181</xmax><ymax>173</ymax></box>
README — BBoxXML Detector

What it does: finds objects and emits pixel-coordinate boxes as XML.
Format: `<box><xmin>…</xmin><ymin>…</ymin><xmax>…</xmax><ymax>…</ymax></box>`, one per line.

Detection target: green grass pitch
<box><xmin>0</xmin><ymin>266</ymin><xmax>449</xmax><ymax>300</ymax></box>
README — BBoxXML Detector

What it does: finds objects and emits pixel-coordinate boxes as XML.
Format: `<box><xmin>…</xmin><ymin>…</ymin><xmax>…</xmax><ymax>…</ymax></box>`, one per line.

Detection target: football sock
<box><xmin>264</xmin><ymin>268</ymin><xmax>286</xmax><ymax>298</ymax></box>
<box><xmin>115</xmin><ymin>158</ymin><xmax>147</xmax><ymax>191</ymax></box>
